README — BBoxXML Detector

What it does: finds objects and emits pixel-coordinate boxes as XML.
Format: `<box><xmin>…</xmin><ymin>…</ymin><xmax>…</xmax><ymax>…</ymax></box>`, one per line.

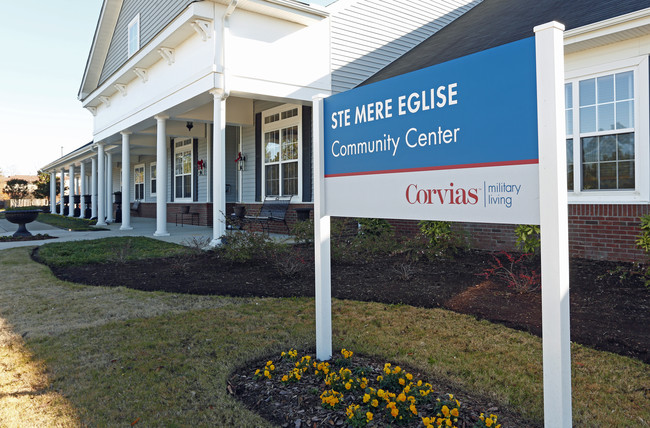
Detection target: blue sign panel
<box><xmin>323</xmin><ymin>37</ymin><xmax>538</xmax><ymax>177</ymax></box>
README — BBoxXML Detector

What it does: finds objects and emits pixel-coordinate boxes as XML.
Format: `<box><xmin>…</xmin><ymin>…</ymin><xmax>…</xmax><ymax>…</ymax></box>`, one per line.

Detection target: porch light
<box><xmin>186</xmin><ymin>121</ymin><xmax>193</xmax><ymax>132</ymax></box>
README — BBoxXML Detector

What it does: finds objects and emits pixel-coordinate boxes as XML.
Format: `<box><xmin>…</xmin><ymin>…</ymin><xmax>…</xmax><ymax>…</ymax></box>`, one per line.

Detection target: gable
<box><xmin>363</xmin><ymin>0</ymin><xmax>650</xmax><ymax>85</ymax></box>
<box><xmin>98</xmin><ymin>0</ymin><xmax>195</xmax><ymax>86</ymax></box>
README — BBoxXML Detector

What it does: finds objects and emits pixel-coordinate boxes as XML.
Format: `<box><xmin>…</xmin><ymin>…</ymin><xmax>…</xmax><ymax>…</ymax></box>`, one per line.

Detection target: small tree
<box><xmin>3</xmin><ymin>179</ymin><xmax>30</xmax><ymax>203</ymax></box>
<box><xmin>32</xmin><ymin>172</ymin><xmax>58</xmax><ymax>202</ymax></box>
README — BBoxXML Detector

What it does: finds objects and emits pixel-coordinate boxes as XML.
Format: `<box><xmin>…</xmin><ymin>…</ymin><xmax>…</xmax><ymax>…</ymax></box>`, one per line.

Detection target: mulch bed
<box><xmin>32</xmin><ymin>246</ymin><xmax>649</xmax><ymax>427</ymax></box>
<box><xmin>0</xmin><ymin>233</ymin><xmax>57</xmax><ymax>242</ymax></box>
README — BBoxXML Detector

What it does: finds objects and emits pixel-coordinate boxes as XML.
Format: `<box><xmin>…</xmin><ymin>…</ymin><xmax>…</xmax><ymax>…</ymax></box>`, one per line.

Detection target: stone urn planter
<box><xmin>4</xmin><ymin>209</ymin><xmax>42</xmax><ymax>237</ymax></box>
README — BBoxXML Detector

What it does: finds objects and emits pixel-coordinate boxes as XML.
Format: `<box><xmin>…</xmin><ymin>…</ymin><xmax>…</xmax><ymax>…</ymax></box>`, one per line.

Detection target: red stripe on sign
<box><xmin>324</xmin><ymin>159</ymin><xmax>539</xmax><ymax>178</ymax></box>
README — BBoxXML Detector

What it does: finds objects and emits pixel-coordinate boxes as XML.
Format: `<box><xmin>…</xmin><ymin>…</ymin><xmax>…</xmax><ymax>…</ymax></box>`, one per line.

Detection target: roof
<box><xmin>363</xmin><ymin>0</ymin><xmax>650</xmax><ymax>85</ymax></box>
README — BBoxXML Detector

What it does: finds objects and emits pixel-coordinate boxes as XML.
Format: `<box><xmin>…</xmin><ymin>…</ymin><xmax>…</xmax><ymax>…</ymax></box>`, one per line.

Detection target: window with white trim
<box><xmin>150</xmin><ymin>162</ymin><xmax>157</xmax><ymax>196</ymax></box>
<box><xmin>127</xmin><ymin>15</ymin><xmax>140</xmax><ymax>58</ymax></box>
<box><xmin>565</xmin><ymin>57</ymin><xmax>648</xmax><ymax>197</ymax></box>
<box><xmin>134</xmin><ymin>164</ymin><xmax>145</xmax><ymax>200</ymax></box>
<box><xmin>174</xmin><ymin>138</ymin><xmax>193</xmax><ymax>200</ymax></box>
<box><xmin>262</xmin><ymin>105</ymin><xmax>301</xmax><ymax>197</ymax></box>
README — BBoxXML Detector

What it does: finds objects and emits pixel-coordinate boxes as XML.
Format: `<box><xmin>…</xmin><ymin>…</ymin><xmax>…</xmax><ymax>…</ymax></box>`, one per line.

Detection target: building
<box><xmin>40</xmin><ymin>0</ymin><xmax>479</xmax><ymax>244</ymax></box>
<box><xmin>41</xmin><ymin>0</ymin><xmax>650</xmax><ymax>262</ymax></box>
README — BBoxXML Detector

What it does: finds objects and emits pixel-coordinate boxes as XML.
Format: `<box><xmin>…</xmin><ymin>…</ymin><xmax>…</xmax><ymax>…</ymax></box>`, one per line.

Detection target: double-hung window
<box><xmin>565</xmin><ymin>56</ymin><xmax>649</xmax><ymax>199</ymax></box>
<box><xmin>134</xmin><ymin>164</ymin><xmax>145</xmax><ymax>200</ymax></box>
<box><xmin>150</xmin><ymin>162</ymin><xmax>157</xmax><ymax>196</ymax></box>
<box><xmin>262</xmin><ymin>105</ymin><xmax>301</xmax><ymax>198</ymax></box>
<box><xmin>174</xmin><ymin>138</ymin><xmax>192</xmax><ymax>200</ymax></box>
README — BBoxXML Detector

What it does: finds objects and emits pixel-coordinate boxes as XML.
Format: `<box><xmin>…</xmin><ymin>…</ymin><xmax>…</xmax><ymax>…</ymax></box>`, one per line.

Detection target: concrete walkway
<box><xmin>0</xmin><ymin>216</ymin><xmax>216</xmax><ymax>250</ymax></box>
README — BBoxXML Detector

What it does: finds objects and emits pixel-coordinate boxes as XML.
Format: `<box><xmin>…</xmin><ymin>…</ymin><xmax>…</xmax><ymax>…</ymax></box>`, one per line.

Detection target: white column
<box><xmin>59</xmin><ymin>168</ymin><xmax>65</xmax><ymax>216</ymax></box>
<box><xmin>106</xmin><ymin>152</ymin><xmax>114</xmax><ymax>223</ymax></box>
<box><xmin>210</xmin><ymin>90</ymin><xmax>227</xmax><ymax>246</ymax></box>
<box><xmin>120</xmin><ymin>132</ymin><xmax>133</xmax><ymax>230</ymax></box>
<box><xmin>154</xmin><ymin>115</ymin><xmax>169</xmax><ymax>236</ymax></box>
<box><xmin>313</xmin><ymin>95</ymin><xmax>332</xmax><ymax>361</ymax></box>
<box><xmin>534</xmin><ymin>22</ymin><xmax>571</xmax><ymax>428</ymax></box>
<box><xmin>91</xmin><ymin>156</ymin><xmax>98</xmax><ymax>219</ymax></box>
<box><xmin>68</xmin><ymin>165</ymin><xmax>75</xmax><ymax>217</ymax></box>
<box><xmin>96</xmin><ymin>143</ymin><xmax>107</xmax><ymax>226</ymax></box>
<box><xmin>49</xmin><ymin>172</ymin><xmax>56</xmax><ymax>213</ymax></box>
<box><xmin>79</xmin><ymin>162</ymin><xmax>86</xmax><ymax>218</ymax></box>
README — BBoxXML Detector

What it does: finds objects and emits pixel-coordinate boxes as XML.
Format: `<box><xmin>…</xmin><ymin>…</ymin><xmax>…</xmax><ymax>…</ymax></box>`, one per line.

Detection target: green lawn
<box><xmin>0</xmin><ymin>245</ymin><xmax>647</xmax><ymax>427</ymax></box>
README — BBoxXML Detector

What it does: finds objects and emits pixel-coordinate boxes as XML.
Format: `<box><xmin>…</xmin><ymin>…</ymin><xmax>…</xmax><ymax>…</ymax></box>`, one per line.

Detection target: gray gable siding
<box><xmin>99</xmin><ymin>0</ymin><xmax>195</xmax><ymax>85</ymax></box>
<box><xmin>364</xmin><ymin>0</ymin><xmax>650</xmax><ymax>85</ymax></box>
<box><xmin>330</xmin><ymin>0</ymin><xmax>481</xmax><ymax>93</ymax></box>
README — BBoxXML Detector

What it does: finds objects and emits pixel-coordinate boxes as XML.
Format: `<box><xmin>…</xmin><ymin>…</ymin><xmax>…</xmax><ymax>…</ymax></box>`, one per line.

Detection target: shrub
<box><xmin>356</xmin><ymin>218</ymin><xmax>392</xmax><ymax>236</ymax></box>
<box><xmin>417</xmin><ymin>220</ymin><xmax>466</xmax><ymax>259</ymax></box>
<box><xmin>218</xmin><ymin>231</ymin><xmax>275</xmax><ymax>262</ymax></box>
<box><xmin>291</xmin><ymin>218</ymin><xmax>314</xmax><ymax>245</ymax></box>
<box><xmin>514</xmin><ymin>224</ymin><xmax>540</xmax><ymax>255</ymax></box>
<box><xmin>479</xmin><ymin>251</ymin><xmax>540</xmax><ymax>293</ymax></box>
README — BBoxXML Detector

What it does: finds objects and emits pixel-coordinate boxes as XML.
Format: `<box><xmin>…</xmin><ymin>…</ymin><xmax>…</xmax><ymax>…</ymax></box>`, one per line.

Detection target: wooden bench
<box><xmin>175</xmin><ymin>205</ymin><xmax>199</xmax><ymax>227</ymax></box>
<box><xmin>244</xmin><ymin>195</ymin><xmax>292</xmax><ymax>234</ymax></box>
<box><xmin>130</xmin><ymin>201</ymin><xmax>141</xmax><ymax>217</ymax></box>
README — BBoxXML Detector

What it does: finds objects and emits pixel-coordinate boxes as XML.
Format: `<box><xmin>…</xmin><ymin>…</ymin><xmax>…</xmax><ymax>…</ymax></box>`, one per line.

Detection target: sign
<box><xmin>323</xmin><ymin>37</ymin><xmax>540</xmax><ymax>224</ymax></box>
<box><xmin>314</xmin><ymin>22</ymin><xmax>572</xmax><ymax>427</ymax></box>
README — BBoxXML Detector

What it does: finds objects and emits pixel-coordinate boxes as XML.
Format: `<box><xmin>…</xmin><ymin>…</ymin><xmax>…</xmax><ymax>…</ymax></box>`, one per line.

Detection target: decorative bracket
<box><xmin>114</xmin><ymin>84</ymin><xmax>127</xmax><ymax>96</ymax></box>
<box><xmin>86</xmin><ymin>106</ymin><xmax>97</xmax><ymax>116</ymax></box>
<box><xmin>158</xmin><ymin>47</ymin><xmax>175</xmax><ymax>65</ymax></box>
<box><xmin>191</xmin><ymin>19</ymin><xmax>212</xmax><ymax>41</ymax></box>
<box><xmin>133</xmin><ymin>67</ymin><xmax>149</xmax><ymax>83</ymax></box>
<box><xmin>99</xmin><ymin>96</ymin><xmax>111</xmax><ymax>107</ymax></box>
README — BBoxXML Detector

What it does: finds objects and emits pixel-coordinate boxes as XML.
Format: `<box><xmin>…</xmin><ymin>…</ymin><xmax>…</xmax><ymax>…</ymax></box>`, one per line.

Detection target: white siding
<box><xmin>330</xmin><ymin>0</ymin><xmax>482</xmax><ymax>93</ymax></box>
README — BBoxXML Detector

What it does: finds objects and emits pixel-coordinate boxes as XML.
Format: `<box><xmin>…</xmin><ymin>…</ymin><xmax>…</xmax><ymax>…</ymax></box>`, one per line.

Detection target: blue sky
<box><xmin>0</xmin><ymin>1</ymin><xmax>103</xmax><ymax>176</ymax></box>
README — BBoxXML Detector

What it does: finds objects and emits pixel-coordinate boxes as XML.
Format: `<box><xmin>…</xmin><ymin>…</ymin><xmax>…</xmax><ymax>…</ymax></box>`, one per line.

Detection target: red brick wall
<box><xmin>567</xmin><ymin>204</ymin><xmax>648</xmax><ymax>262</ymax></box>
<box><xmin>390</xmin><ymin>204</ymin><xmax>649</xmax><ymax>262</ymax></box>
<box><xmin>117</xmin><ymin>200</ymin><xmax>650</xmax><ymax>263</ymax></box>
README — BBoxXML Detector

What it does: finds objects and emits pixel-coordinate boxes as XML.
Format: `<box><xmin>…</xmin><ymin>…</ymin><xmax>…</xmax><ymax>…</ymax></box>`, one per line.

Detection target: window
<box><xmin>565</xmin><ymin>56</ymin><xmax>648</xmax><ymax>198</ymax></box>
<box><xmin>262</xmin><ymin>106</ymin><xmax>301</xmax><ymax>197</ymax></box>
<box><xmin>150</xmin><ymin>163</ymin><xmax>157</xmax><ymax>196</ymax></box>
<box><xmin>565</xmin><ymin>83</ymin><xmax>574</xmax><ymax>191</ymax></box>
<box><xmin>174</xmin><ymin>138</ymin><xmax>192</xmax><ymax>200</ymax></box>
<box><xmin>128</xmin><ymin>15</ymin><xmax>140</xmax><ymax>58</ymax></box>
<box><xmin>134</xmin><ymin>164</ymin><xmax>145</xmax><ymax>200</ymax></box>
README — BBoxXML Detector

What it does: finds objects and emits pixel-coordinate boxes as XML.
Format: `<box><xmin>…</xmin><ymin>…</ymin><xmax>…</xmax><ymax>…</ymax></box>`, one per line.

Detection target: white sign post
<box><xmin>314</xmin><ymin>21</ymin><xmax>571</xmax><ymax>426</ymax></box>
<box><xmin>534</xmin><ymin>22</ymin><xmax>572</xmax><ymax>427</ymax></box>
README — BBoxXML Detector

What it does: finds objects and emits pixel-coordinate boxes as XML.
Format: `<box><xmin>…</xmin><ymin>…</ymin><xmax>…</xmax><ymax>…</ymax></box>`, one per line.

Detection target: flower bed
<box><xmin>230</xmin><ymin>349</ymin><xmax>532</xmax><ymax>427</ymax></box>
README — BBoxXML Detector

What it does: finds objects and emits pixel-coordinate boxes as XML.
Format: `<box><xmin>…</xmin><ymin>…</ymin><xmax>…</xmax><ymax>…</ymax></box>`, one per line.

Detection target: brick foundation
<box><xmin>115</xmin><ymin>201</ymin><xmax>650</xmax><ymax>262</ymax></box>
<box><xmin>391</xmin><ymin>204</ymin><xmax>649</xmax><ymax>263</ymax></box>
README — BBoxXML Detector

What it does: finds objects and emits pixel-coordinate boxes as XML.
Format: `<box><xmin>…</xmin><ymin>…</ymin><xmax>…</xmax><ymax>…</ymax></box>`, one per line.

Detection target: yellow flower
<box><xmin>442</xmin><ymin>405</ymin><xmax>450</xmax><ymax>418</ymax></box>
<box><xmin>451</xmin><ymin>408</ymin><xmax>459</xmax><ymax>417</ymax></box>
<box><xmin>397</xmin><ymin>393</ymin><xmax>406</xmax><ymax>402</ymax></box>
<box><xmin>417</xmin><ymin>380</ymin><xmax>423</xmax><ymax>386</ymax></box>
<box><xmin>446</xmin><ymin>419</ymin><xmax>452</xmax><ymax>427</ymax></box>
<box><xmin>264</xmin><ymin>370</ymin><xmax>270</xmax><ymax>377</ymax></box>
<box><xmin>410</xmin><ymin>403</ymin><xmax>417</xmax><ymax>415</ymax></box>
<box><xmin>391</xmin><ymin>408</ymin><xmax>399</xmax><ymax>418</ymax></box>
<box><xmin>371</xmin><ymin>399</ymin><xmax>379</xmax><ymax>407</ymax></box>
<box><xmin>394</xmin><ymin>366</ymin><xmax>402</xmax><ymax>373</ymax></box>
<box><xmin>399</xmin><ymin>378</ymin><xmax>406</xmax><ymax>386</ymax></box>
<box><xmin>269</xmin><ymin>365</ymin><xmax>275</xmax><ymax>371</ymax></box>
<box><xmin>406</xmin><ymin>373</ymin><xmax>413</xmax><ymax>380</ymax></box>
<box><xmin>366</xmin><ymin>412</ymin><xmax>373</xmax><ymax>422</ymax></box>
<box><xmin>255</xmin><ymin>369</ymin><xmax>260</xmax><ymax>375</ymax></box>
<box><xmin>377</xmin><ymin>375</ymin><xmax>383</xmax><ymax>381</ymax></box>
<box><xmin>363</xmin><ymin>394</ymin><xmax>370</xmax><ymax>403</ymax></box>
<box><xmin>266</xmin><ymin>361</ymin><xmax>272</xmax><ymax>366</ymax></box>
<box><xmin>422</xmin><ymin>417</ymin><xmax>431</xmax><ymax>425</ymax></box>
<box><xmin>281</xmin><ymin>375</ymin><xmax>288</xmax><ymax>382</ymax></box>
<box><xmin>345</xmin><ymin>382</ymin><xmax>351</xmax><ymax>390</ymax></box>
<box><xmin>485</xmin><ymin>418</ymin><xmax>494</xmax><ymax>427</ymax></box>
